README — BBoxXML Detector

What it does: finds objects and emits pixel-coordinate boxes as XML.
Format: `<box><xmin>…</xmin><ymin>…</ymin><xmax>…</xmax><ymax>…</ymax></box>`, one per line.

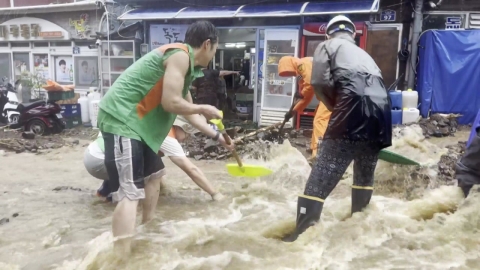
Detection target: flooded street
<box><xmin>1</xmin><ymin>125</ymin><xmax>479</xmax><ymax>270</ymax></box>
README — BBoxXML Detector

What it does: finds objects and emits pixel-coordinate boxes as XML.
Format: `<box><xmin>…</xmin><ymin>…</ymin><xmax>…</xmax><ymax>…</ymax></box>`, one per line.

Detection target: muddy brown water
<box><xmin>0</xmin><ymin>125</ymin><xmax>478</xmax><ymax>270</ymax></box>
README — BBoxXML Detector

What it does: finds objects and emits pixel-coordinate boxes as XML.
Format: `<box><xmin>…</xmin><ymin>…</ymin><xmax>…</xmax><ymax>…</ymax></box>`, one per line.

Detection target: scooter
<box><xmin>0</xmin><ymin>78</ymin><xmax>21</xmax><ymax>123</ymax></box>
<box><xmin>9</xmin><ymin>95</ymin><xmax>65</xmax><ymax>136</ymax></box>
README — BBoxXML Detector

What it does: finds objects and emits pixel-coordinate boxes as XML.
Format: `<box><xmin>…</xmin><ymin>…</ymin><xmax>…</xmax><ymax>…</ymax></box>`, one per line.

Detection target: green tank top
<box><xmin>95</xmin><ymin>133</ymin><xmax>104</xmax><ymax>152</ymax></box>
<box><xmin>97</xmin><ymin>43</ymin><xmax>204</xmax><ymax>152</ymax></box>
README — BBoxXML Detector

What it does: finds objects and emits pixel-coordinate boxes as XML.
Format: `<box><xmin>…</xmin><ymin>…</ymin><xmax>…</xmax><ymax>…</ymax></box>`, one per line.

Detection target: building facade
<box><xmin>0</xmin><ymin>1</ymin><xmax>113</xmax><ymax>98</ymax></box>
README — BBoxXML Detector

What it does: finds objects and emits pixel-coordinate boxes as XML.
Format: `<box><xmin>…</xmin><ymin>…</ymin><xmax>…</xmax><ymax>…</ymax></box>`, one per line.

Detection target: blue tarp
<box><xmin>417</xmin><ymin>30</ymin><xmax>480</xmax><ymax>124</ymax></box>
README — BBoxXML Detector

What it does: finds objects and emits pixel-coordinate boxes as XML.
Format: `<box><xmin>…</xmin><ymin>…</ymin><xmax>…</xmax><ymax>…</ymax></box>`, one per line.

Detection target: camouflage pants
<box><xmin>304</xmin><ymin>139</ymin><xmax>381</xmax><ymax>199</ymax></box>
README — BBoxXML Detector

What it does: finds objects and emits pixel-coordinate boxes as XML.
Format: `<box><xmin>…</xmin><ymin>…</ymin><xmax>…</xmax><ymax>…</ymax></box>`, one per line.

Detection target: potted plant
<box><xmin>20</xmin><ymin>72</ymin><xmax>46</xmax><ymax>101</ymax></box>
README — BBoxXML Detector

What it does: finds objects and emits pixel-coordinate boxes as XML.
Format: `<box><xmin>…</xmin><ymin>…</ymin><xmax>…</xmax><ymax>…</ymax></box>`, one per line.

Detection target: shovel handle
<box><xmin>221</xmin><ymin>133</ymin><xmax>243</xmax><ymax>167</ymax></box>
<box><xmin>279</xmin><ymin>99</ymin><xmax>299</xmax><ymax>138</ymax></box>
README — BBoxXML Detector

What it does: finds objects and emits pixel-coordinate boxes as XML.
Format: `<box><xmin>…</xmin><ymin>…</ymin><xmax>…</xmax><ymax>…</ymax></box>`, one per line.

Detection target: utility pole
<box><xmin>407</xmin><ymin>0</ymin><xmax>424</xmax><ymax>89</ymax></box>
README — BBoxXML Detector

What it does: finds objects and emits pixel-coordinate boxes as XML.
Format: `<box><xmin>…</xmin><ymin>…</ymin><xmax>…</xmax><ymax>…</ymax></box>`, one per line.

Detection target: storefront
<box><xmin>0</xmin><ymin>12</ymin><xmax>100</xmax><ymax>100</ymax></box>
<box><xmin>118</xmin><ymin>0</ymin><xmax>380</xmax><ymax>127</ymax></box>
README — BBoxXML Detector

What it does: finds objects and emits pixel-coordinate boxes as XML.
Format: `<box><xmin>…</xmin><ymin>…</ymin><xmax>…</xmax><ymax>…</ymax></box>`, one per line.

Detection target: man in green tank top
<box><xmin>96</xmin><ymin>21</ymin><xmax>232</xmax><ymax>255</ymax></box>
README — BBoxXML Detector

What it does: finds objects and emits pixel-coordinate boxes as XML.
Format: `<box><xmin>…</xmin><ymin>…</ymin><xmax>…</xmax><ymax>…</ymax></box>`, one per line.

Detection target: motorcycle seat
<box><xmin>17</xmin><ymin>100</ymin><xmax>45</xmax><ymax>112</ymax></box>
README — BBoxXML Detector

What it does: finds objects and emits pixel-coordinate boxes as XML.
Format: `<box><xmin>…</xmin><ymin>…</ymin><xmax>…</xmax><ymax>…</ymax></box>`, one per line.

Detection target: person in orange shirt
<box><xmin>278</xmin><ymin>56</ymin><xmax>332</xmax><ymax>157</ymax></box>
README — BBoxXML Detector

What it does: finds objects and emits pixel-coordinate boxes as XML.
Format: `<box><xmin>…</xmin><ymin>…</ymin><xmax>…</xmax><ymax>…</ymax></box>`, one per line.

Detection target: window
<box><xmin>12</xmin><ymin>52</ymin><xmax>30</xmax><ymax>81</ymax></box>
<box><xmin>11</xmin><ymin>42</ymin><xmax>30</xmax><ymax>48</ymax></box>
<box><xmin>74</xmin><ymin>56</ymin><xmax>98</xmax><ymax>87</ymax></box>
<box><xmin>74</xmin><ymin>40</ymin><xmax>95</xmax><ymax>47</ymax></box>
<box><xmin>423</xmin><ymin>14</ymin><xmax>466</xmax><ymax>30</ymax></box>
<box><xmin>50</xmin><ymin>41</ymin><xmax>71</xmax><ymax>47</ymax></box>
<box><xmin>53</xmin><ymin>56</ymin><xmax>73</xmax><ymax>84</ymax></box>
<box><xmin>33</xmin><ymin>42</ymin><xmax>49</xmax><ymax>47</ymax></box>
<box><xmin>33</xmin><ymin>54</ymin><xmax>49</xmax><ymax>81</ymax></box>
<box><xmin>0</xmin><ymin>53</ymin><xmax>11</xmax><ymax>80</ymax></box>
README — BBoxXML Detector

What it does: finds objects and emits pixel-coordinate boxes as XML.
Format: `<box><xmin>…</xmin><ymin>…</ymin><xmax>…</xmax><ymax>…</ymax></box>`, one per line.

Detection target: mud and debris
<box><xmin>0</xmin><ymin>126</ymin><xmax>94</xmax><ymax>154</ymax></box>
<box><xmin>437</xmin><ymin>141</ymin><xmax>467</xmax><ymax>183</ymax></box>
<box><xmin>52</xmin><ymin>186</ymin><xmax>84</xmax><ymax>192</ymax></box>
<box><xmin>183</xmin><ymin>123</ymin><xmax>312</xmax><ymax>161</ymax></box>
<box><xmin>0</xmin><ymin>119</ymin><xmax>471</xmax><ymax>194</ymax></box>
<box><xmin>418</xmin><ymin>113</ymin><xmax>461</xmax><ymax>138</ymax></box>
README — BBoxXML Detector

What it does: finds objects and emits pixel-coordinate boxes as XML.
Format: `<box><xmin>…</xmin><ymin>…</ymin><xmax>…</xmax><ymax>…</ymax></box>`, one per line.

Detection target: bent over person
<box><xmin>97</xmin><ymin>21</ymin><xmax>233</xmax><ymax>255</ymax></box>
<box><xmin>84</xmin><ymin>116</ymin><xmax>225</xmax><ymax>202</ymax></box>
<box><xmin>283</xmin><ymin>15</ymin><xmax>392</xmax><ymax>242</ymax></box>
<box><xmin>278</xmin><ymin>56</ymin><xmax>332</xmax><ymax>157</ymax></box>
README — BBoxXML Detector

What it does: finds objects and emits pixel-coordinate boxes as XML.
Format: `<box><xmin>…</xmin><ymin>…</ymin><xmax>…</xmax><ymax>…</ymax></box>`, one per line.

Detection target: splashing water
<box><xmin>0</xmin><ymin>125</ymin><xmax>478</xmax><ymax>269</ymax></box>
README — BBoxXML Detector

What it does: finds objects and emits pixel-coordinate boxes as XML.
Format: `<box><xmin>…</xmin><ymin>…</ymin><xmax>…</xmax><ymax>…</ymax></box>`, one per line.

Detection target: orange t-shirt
<box><xmin>158</xmin><ymin>128</ymin><xmax>176</xmax><ymax>156</ymax></box>
<box><xmin>167</xmin><ymin>128</ymin><xmax>176</xmax><ymax>138</ymax></box>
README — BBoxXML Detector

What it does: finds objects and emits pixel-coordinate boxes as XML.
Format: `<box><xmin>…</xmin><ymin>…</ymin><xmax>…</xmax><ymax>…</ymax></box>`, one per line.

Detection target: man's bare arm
<box><xmin>161</xmin><ymin>51</ymin><xmax>204</xmax><ymax>115</ymax></box>
<box><xmin>183</xmin><ymin>113</ymin><xmax>217</xmax><ymax>138</ymax></box>
<box><xmin>219</xmin><ymin>70</ymin><xmax>239</xmax><ymax>76</ymax></box>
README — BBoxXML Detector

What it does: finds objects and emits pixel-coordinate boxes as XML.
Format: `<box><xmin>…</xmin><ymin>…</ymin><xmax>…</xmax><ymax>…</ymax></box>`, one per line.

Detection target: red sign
<box><xmin>303</xmin><ymin>22</ymin><xmax>366</xmax><ymax>36</ymax></box>
<box><xmin>39</xmin><ymin>31</ymin><xmax>63</xmax><ymax>38</ymax></box>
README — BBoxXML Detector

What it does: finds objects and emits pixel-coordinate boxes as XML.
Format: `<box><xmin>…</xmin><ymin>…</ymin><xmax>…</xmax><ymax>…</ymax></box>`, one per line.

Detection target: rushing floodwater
<box><xmin>0</xmin><ymin>125</ymin><xmax>478</xmax><ymax>270</ymax></box>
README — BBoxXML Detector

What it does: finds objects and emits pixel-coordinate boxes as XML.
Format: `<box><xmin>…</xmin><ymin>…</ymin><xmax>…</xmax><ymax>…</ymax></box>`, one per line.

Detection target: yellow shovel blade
<box><xmin>226</xmin><ymin>163</ymin><xmax>273</xmax><ymax>178</ymax></box>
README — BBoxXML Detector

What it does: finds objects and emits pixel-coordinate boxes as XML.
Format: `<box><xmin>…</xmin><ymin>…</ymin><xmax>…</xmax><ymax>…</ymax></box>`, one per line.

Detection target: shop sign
<box><xmin>0</xmin><ymin>24</ymin><xmax>40</xmax><ymax>39</ymax></box>
<box><xmin>39</xmin><ymin>31</ymin><xmax>63</xmax><ymax>38</ymax></box>
<box><xmin>445</xmin><ymin>17</ymin><xmax>462</xmax><ymax>29</ymax></box>
<box><xmin>380</xmin><ymin>10</ymin><xmax>396</xmax><ymax>22</ymax></box>
<box><xmin>0</xmin><ymin>17</ymin><xmax>69</xmax><ymax>41</ymax></box>
<box><xmin>69</xmin><ymin>14</ymin><xmax>91</xmax><ymax>39</ymax></box>
<box><xmin>150</xmin><ymin>24</ymin><xmax>188</xmax><ymax>49</ymax></box>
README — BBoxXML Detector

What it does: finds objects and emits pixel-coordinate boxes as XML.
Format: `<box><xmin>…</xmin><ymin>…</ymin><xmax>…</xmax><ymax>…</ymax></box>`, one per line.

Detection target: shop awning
<box><xmin>302</xmin><ymin>0</ymin><xmax>379</xmax><ymax>16</ymax></box>
<box><xmin>118</xmin><ymin>7</ymin><xmax>185</xmax><ymax>20</ymax></box>
<box><xmin>235</xmin><ymin>3</ymin><xmax>306</xmax><ymax>18</ymax></box>
<box><xmin>175</xmin><ymin>6</ymin><xmax>242</xmax><ymax>19</ymax></box>
<box><xmin>118</xmin><ymin>0</ymin><xmax>379</xmax><ymax>21</ymax></box>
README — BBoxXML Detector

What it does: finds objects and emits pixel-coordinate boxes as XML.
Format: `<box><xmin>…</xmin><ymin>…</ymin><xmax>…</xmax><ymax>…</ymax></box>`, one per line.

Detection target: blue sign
<box><xmin>380</xmin><ymin>9</ymin><xmax>396</xmax><ymax>22</ymax></box>
<box><xmin>445</xmin><ymin>17</ymin><xmax>462</xmax><ymax>29</ymax></box>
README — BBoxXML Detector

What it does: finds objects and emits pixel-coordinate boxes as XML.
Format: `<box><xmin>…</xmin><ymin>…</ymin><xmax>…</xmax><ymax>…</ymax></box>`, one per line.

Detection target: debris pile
<box><xmin>418</xmin><ymin>113</ymin><xmax>461</xmax><ymax>138</ymax></box>
<box><xmin>183</xmin><ymin>123</ymin><xmax>312</xmax><ymax>161</ymax></box>
<box><xmin>0</xmin><ymin>129</ymin><xmax>82</xmax><ymax>154</ymax></box>
<box><xmin>437</xmin><ymin>141</ymin><xmax>466</xmax><ymax>184</ymax></box>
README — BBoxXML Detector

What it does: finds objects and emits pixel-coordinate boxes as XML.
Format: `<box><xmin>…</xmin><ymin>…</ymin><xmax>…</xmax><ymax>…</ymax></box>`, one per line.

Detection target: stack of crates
<box><xmin>60</xmin><ymin>103</ymin><xmax>82</xmax><ymax>129</ymax></box>
<box><xmin>48</xmin><ymin>90</ymin><xmax>82</xmax><ymax>129</ymax></box>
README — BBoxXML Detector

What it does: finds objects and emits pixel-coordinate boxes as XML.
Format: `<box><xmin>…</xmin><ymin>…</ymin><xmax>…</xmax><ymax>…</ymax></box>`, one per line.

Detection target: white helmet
<box><xmin>326</xmin><ymin>15</ymin><xmax>356</xmax><ymax>35</ymax></box>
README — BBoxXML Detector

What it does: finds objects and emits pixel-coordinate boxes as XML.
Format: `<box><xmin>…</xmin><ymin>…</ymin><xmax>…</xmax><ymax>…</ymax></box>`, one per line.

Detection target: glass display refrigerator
<box><xmin>259</xmin><ymin>28</ymin><xmax>299</xmax><ymax>127</ymax></box>
<box><xmin>296</xmin><ymin>22</ymin><xmax>367</xmax><ymax>129</ymax></box>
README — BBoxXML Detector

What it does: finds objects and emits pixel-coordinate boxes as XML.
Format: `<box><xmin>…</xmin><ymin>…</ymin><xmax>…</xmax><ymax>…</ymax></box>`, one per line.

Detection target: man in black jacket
<box><xmin>191</xmin><ymin>68</ymin><xmax>238</xmax><ymax>109</ymax></box>
<box><xmin>283</xmin><ymin>15</ymin><xmax>392</xmax><ymax>242</ymax></box>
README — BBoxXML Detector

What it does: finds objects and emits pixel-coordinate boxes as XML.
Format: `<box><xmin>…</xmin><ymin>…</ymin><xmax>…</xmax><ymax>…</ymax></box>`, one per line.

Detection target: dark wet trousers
<box><xmin>304</xmin><ymin>139</ymin><xmax>380</xmax><ymax>200</ymax></box>
<box><xmin>282</xmin><ymin>139</ymin><xmax>380</xmax><ymax>242</ymax></box>
<box><xmin>456</xmin><ymin>130</ymin><xmax>480</xmax><ymax>197</ymax></box>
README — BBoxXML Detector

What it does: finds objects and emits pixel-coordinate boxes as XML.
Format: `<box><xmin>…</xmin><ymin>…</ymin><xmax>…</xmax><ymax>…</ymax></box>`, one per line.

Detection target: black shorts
<box><xmin>102</xmin><ymin>132</ymin><xmax>165</xmax><ymax>202</ymax></box>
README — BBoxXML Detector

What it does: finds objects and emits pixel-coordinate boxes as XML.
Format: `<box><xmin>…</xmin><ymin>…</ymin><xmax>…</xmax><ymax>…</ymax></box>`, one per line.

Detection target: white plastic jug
<box><xmin>89</xmin><ymin>100</ymin><xmax>100</xmax><ymax>129</ymax></box>
<box><xmin>78</xmin><ymin>94</ymin><xmax>90</xmax><ymax>123</ymax></box>
<box><xmin>402</xmin><ymin>107</ymin><xmax>420</xmax><ymax>124</ymax></box>
<box><xmin>402</xmin><ymin>89</ymin><xmax>418</xmax><ymax>109</ymax></box>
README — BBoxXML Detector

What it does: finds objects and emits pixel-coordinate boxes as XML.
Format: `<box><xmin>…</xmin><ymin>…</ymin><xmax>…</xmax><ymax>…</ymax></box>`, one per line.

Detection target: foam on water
<box><xmin>1</xmin><ymin>125</ymin><xmax>479</xmax><ymax>269</ymax></box>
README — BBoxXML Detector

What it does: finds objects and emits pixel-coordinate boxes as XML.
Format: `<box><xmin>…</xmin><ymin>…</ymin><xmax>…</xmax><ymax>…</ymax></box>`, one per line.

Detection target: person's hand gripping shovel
<box><xmin>210</xmin><ymin>113</ymin><xmax>273</xmax><ymax>178</ymax></box>
<box><xmin>278</xmin><ymin>96</ymin><xmax>301</xmax><ymax>144</ymax></box>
